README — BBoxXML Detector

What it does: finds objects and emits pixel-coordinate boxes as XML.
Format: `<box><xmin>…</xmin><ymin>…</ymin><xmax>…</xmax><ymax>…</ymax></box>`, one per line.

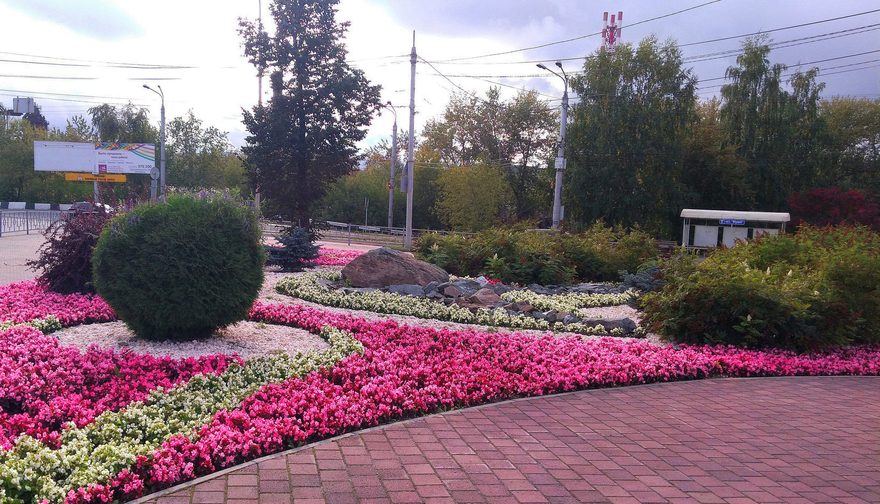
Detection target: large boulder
<box><xmin>341</xmin><ymin>247</ymin><xmax>449</xmax><ymax>288</ymax></box>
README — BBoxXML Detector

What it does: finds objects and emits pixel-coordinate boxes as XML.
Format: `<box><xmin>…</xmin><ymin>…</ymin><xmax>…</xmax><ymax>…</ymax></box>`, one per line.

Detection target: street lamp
<box><xmin>537</xmin><ymin>61</ymin><xmax>568</xmax><ymax>230</ymax></box>
<box><xmin>381</xmin><ymin>101</ymin><xmax>398</xmax><ymax>228</ymax></box>
<box><xmin>143</xmin><ymin>84</ymin><xmax>166</xmax><ymax>201</ymax></box>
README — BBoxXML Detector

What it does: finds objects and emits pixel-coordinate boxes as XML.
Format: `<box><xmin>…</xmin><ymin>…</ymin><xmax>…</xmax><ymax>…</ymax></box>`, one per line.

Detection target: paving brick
<box><xmin>137</xmin><ymin>378</ymin><xmax>879</xmax><ymax>504</ymax></box>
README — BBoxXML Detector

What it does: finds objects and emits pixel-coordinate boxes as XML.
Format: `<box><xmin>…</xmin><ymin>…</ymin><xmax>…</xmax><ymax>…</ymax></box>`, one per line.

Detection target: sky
<box><xmin>1</xmin><ymin>0</ymin><xmax>878</xmax><ymax>150</ymax></box>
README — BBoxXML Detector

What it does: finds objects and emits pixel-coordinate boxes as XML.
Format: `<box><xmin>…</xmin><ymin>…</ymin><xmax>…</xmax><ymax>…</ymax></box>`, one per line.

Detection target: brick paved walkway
<box><xmin>140</xmin><ymin>377</ymin><xmax>880</xmax><ymax>504</ymax></box>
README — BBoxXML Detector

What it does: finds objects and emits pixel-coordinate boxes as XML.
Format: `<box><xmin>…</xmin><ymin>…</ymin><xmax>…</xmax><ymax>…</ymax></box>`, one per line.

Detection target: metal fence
<box><xmin>0</xmin><ymin>210</ymin><xmax>62</xmax><ymax>237</ymax></box>
<box><xmin>261</xmin><ymin>220</ymin><xmax>465</xmax><ymax>247</ymax></box>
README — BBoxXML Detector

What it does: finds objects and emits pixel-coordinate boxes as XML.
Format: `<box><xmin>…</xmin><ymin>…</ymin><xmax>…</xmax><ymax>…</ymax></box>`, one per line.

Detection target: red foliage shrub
<box><xmin>27</xmin><ymin>210</ymin><xmax>113</xmax><ymax>294</ymax></box>
<box><xmin>789</xmin><ymin>187</ymin><xmax>880</xmax><ymax>231</ymax></box>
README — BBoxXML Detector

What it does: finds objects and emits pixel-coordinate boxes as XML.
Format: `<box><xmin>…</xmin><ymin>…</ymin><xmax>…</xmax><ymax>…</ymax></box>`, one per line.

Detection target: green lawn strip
<box><xmin>276</xmin><ymin>271</ymin><xmax>633</xmax><ymax>335</ymax></box>
<box><xmin>0</xmin><ymin>326</ymin><xmax>362</xmax><ymax>504</ymax></box>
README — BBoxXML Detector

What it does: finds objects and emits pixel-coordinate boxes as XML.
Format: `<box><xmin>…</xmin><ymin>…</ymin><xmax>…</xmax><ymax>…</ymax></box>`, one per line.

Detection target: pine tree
<box><xmin>239</xmin><ymin>0</ymin><xmax>382</xmax><ymax>225</ymax></box>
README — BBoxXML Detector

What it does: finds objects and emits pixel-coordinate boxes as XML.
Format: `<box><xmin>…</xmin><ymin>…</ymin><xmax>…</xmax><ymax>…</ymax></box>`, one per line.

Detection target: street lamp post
<box><xmin>537</xmin><ymin>62</ymin><xmax>569</xmax><ymax>230</ymax></box>
<box><xmin>382</xmin><ymin>101</ymin><xmax>398</xmax><ymax>228</ymax></box>
<box><xmin>143</xmin><ymin>84</ymin><xmax>166</xmax><ymax>201</ymax></box>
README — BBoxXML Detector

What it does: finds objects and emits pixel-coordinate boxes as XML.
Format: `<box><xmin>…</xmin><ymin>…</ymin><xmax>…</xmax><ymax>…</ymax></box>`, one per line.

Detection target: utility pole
<box><xmin>537</xmin><ymin>62</ymin><xmax>569</xmax><ymax>230</ymax></box>
<box><xmin>144</xmin><ymin>84</ymin><xmax>167</xmax><ymax>200</ymax></box>
<box><xmin>383</xmin><ymin>102</ymin><xmax>398</xmax><ymax>228</ymax></box>
<box><xmin>404</xmin><ymin>31</ymin><xmax>416</xmax><ymax>248</ymax></box>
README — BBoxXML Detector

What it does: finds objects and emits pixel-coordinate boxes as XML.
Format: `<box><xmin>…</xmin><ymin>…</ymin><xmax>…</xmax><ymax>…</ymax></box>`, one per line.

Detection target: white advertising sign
<box><xmin>33</xmin><ymin>141</ymin><xmax>94</xmax><ymax>173</ymax></box>
<box><xmin>34</xmin><ymin>141</ymin><xmax>155</xmax><ymax>175</ymax></box>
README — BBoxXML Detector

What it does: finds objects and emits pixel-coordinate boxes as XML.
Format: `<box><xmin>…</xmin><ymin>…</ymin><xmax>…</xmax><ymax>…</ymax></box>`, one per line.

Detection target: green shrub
<box><xmin>641</xmin><ymin>226</ymin><xmax>880</xmax><ymax>351</ymax></box>
<box><xmin>265</xmin><ymin>226</ymin><xmax>319</xmax><ymax>271</ymax></box>
<box><xmin>92</xmin><ymin>194</ymin><xmax>264</xmax><ymax>340</ymax></box>
<box><xmin>415</xmin><ymin>223</ymin><xmax>656</xmax><ymax>284</ymax></box>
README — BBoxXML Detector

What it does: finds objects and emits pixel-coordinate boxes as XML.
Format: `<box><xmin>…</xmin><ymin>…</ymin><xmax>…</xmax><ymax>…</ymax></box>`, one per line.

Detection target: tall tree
<box><xmin>87</xmin><ymin>104</ymin><xmax>157</xmax><ymax>143</ymax></box>
<box><xmin>434</xmin><ymin>164</ymin><xmax>513</xmax><ymax>231</ymax></box>
<box><xmin>719</xmin><ymin>38</ymin><xmax>828</xmax><ymax>209</ymax></box>
<box><xmin>421</xmin><ymin>88</ymin><xmax>556</xmax><ymax>219</ymax></box>
<box><xmin>820</xmin><ymin>97</ymin><xmax>880</xmax><ymax>194</ymax></box>
<box><xmin>682</xmin><ymin>99</ymin><xmax>754</xmax><ymax>210</ymax></box>
<box><xmin>565</xmin><ymin>36</ymin><xmax>697</xmax><ymax>236</ymax></box>
<box><xmin>239</xmin><ymin>0</ymin><xmax>382</xmax><ymax>225</ymax></box>
<box><xmin>166</xmin><ymin>110</ymin><xmax>245</xmax><ymax>190</ymax></box>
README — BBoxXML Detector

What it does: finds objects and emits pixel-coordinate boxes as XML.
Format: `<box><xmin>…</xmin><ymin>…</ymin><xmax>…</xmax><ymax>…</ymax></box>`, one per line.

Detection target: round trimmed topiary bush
<box><xmin>92</xmin><ymin>194</ymin><xmax>264</xmax><ymax>340</ymax></box>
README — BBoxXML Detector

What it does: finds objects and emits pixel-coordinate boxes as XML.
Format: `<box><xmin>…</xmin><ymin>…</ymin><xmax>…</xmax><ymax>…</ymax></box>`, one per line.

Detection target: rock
<box><xmin>570</xmin><ymin>283</ymin><xmax>626</xmax><ymax>295</ymax></box>
<box><xmin>424</xmin><ymin>281</ymin><xmax>441</xmax><ymax>295</ymax></box>
<box><xmin>340</xmin><ymin>287</ymin><xmax>379</xmax><ymax>295</ymax></box>
<box><xmin>542</xmin><ymin>310</ymin><xmax>558</xmax><ymax>323</ymax></box>
<box><xmin>516</xmin><ymin>301</ymin><xmax>533</xmax><ymax>313</ymax></box>
<box><xmin>490</xmin><ymin>283</ymin><xmax>512</xmax><ymax>295</ymax></box>
<box><xmin>341</xmin><ymin>247</ymin><xmax>449</xmax><ymax>288</ymax></box>
<box><xmin>468</xmin><ymin>288</ymin><xmax>502</xmax><ymax>306</ymax></box>
<box><xmin>451</xmin><ymin>279</ymin><xmax>481</xmax><ymax>296</ymax></box>
<box><xmin>580</xmin><ymin>317</ymin><xmax>638</xmax><ymax>334</ymax></box>
<box><xmin>526</xmin><ymin>283</ymin><xmax>554</xmax><ymax>295</ymax></box>
<box><xmin>562</xmin><ymin>314</ymin><xmax>580</xmax><ymax>325</ymax></box>
<box><xmin>388</xmin><ymin>284</ymin><xmax>425</xmax><ymax>297</ymax></box>
<box><xmin>474</xmin><ymin>276</ymin><xmax>489</xmax><ymax>287</ymax></box>
<box><xmin>442</xmin><ymin>285</ymin><xmax>463</xmax><ymax>297</ymax></box>
<box><xmin>316</xmin><ymin>278</ymin><xmax>338</xmax><ymax>289</ymax></box>
<box><xmin>427</xmin><ymin>291</ymin><xmax>445</xmax><ymax>300</ymax></box>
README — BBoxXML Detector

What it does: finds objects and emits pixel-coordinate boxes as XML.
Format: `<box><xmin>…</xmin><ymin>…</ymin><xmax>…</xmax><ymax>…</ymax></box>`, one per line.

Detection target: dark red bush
<box><xmin>789</xmin><ymin>187</ymin><xmax>880</xmax><ymax>231</ymax></box>
<box><xmin>28</xmin><ymin>210</ymin><xmax>113</xmax><ymax>293</ymax></box>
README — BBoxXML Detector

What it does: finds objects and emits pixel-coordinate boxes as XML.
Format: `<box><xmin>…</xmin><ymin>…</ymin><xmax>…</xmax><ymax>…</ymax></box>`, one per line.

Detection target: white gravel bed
<box><xmin>54</xmin><ymin>320</ymin><xmax>329</xmax><ymax>359</ymax></box>
<box><xmin>261</xmin><ymin>270</ymin><xmax>663</xmax><ymax>344</ymax></box>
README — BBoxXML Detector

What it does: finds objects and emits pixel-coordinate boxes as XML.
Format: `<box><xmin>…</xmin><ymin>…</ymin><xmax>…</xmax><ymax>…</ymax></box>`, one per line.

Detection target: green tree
<box><xmin>434</xmin><ymin>164</ymin><xmax>513</xmax><ymax>231</ymax></box>
<box><xmin>719</xmin><ymin>38</ymin><xmax>828</xmax><ymax>209</ymax></box>
<box><xmin>421</xmin><ymin>88</ymin><xmax>556</xmax><ymax>219</ymax></box>
<box><xmin>820</xmin><ymin>97</ymin><xmax>880</xmax><ymax>193</ymax></box>
<box><xmin>166</xmin><ymin>110</ymin><xmax>245</xmax><ymax>190</ymax></box>
<box><xmin>565</xmin><ymin>37</ymin><xmax>697</xmax><ymax>236</ymax></box>
<box><xmin>682</xmin><ymin>99</ymin><xmax>754</xmax><ymax>210</ymax></box>
<box><xmin>239</xmin><ymin>0</ymin><xmax>382</xmax><ymax>226</ymax></box>
<box><xmin>87</xmin><ymin>103</ymin><xmax>157</xmax><ymax>143</ymax></box>
<box><xmin>0</xmin><ymin>120</ymin><xmax>92</xmax><ymax>202</ymax></box>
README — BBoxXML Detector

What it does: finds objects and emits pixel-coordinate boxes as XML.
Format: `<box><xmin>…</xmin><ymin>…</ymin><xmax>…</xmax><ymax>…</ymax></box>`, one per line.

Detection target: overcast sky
<box><xmin>1</xmin><ymin>0</ymin><xmax>878</xmax><ymax>150</ymax></box>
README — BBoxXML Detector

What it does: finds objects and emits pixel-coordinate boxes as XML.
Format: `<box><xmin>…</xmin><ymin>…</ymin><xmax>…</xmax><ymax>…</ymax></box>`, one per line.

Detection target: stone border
<box><xmin>130</xmin><ymin>375</ymin><xmax>878</xmax><ymax>503</ymax></box>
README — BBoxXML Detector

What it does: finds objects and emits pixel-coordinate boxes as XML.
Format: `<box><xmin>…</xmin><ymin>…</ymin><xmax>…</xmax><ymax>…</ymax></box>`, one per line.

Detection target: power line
<box><xmin>695</xmin><ymin>61</ymin><xmax>880</xmax><ymax>91</ymax></box>
<box><xmin>432</xmin><ymin>0</ymin><xmax>722</xmax><ymax>63</ymax></box>
<box><xmin>0</xmin><ymin>93</ymin><xmax>148</xmax><ymax>107</ymax></box>
<box><xmin>0</xmin><ymin>50</ymin><xmax>202</xmax><ymax>69</ymax></box>
<box><xmin>684</xmin><ymin>26</ymin><xmax>880</xmax><ymax>63</ymax></box>
<box><xmin>698</xmin><ymin>48</ymin><xmax>880</xmax><ymax>82</ymax></box>
<box><xmin>680</xmin><ymin>7</ymin><xmax>880</xmax><ymax>47</ymax></box>
<box><xmin>430</xmin><ymin>10</ymin><xmax>880</xmax><ymax>67</ymax></box>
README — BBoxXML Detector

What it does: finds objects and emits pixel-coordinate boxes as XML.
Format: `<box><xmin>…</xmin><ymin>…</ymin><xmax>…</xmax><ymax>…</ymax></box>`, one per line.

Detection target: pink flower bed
<box><xmin>0</xmin><ymin>325</ymin><xmax>237</xmax><ymax>450</ymax></box>
<box><xmin>0</xmin><ymin>281</ymin><xmax>115</xmax><ymax>327</ymax></box>
<box><xmin>308</xmin><ymin>247</ymin><xmax>363</xmax><ymax>266</ymax></box>
<box><xmin>67</xmin><ymin>301</ymin><xmax>880</xmax><ymax>502</ymax></box>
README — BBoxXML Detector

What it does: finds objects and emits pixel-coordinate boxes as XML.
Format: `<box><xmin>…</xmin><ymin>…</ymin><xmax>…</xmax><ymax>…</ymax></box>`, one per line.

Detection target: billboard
<box><xmin>34</xmin><ymin>141</ymin><xmax>155</xmax><ymax>175</ymax></box>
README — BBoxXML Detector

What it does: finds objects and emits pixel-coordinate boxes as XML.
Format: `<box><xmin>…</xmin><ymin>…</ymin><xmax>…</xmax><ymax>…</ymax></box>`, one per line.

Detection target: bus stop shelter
<box><xmin>680</xmin><ymin>209</ymin><xmax>790</xmax><ymax>249</ymax></box>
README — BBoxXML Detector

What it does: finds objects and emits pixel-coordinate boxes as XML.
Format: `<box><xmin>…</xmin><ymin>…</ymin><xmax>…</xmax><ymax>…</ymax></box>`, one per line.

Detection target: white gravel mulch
<box><xmin>54</xmin><ymin>320</ymin><xmax>329</xmax><ymax>359</ymax></box>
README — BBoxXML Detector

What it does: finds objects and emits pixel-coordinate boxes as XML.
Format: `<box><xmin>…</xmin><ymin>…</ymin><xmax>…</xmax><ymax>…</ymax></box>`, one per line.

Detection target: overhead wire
<box><xmin>432</xmin><ymin>0</ymin><xmax>722</xmax><ymax>63</ymax></box>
